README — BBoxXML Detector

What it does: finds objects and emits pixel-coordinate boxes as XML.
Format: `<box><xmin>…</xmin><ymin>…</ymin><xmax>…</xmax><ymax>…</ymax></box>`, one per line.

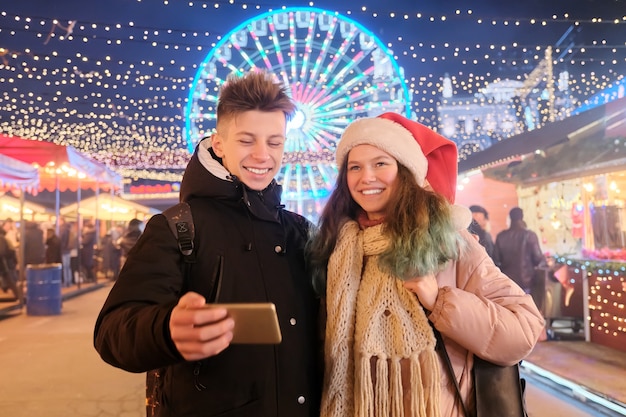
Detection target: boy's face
<box><xmin>212</xmin><ymin>110</ymin><xmax>287</xmax><ymax>191</ymax></box>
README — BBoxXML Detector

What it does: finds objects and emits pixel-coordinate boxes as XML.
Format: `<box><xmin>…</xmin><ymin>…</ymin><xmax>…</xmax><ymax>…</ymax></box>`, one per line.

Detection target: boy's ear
<box><xmin>211</xmin><ymin>133</ymin><xmax>224</xmax><ymax>158</ymax></box>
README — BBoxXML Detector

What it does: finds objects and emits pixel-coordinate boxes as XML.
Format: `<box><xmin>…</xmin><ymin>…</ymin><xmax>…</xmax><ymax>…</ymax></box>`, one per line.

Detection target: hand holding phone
<box><xmin>205</xmin><ymin>303</ymin><xmax>282</xmax><ymax>344</ymax></box>
<box><xmin>169</xmin><ymin>292</ymin><xmax>235</xmax><ymax>361</ymax></box>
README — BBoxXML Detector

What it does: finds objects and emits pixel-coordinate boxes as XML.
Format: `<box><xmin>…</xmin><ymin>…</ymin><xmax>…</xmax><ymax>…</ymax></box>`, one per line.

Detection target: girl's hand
<box><xmin>403</xmin><ymin>274</ymin><xmax>439</xmax><ymax>311</ymax></box>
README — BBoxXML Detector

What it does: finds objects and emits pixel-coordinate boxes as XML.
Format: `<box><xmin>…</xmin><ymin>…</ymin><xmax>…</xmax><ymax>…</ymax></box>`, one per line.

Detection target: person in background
<box><xmin>69</xmin><ymin>221</ymin><xmax>80</xmax><ymax>285</ymax></box>
<box><xmin>23</xmin><ymin>221</ymin><xmax>45</xmax><ymax>267</ymax></box>
<box><xmin>0</xmin><ymin>228</ymin><xmax>21</xmax><ymax>301</ymax></box>
<box><xmin>307</xmin><ymin>113</ymin><xmax>544</xmax><ymax>417</ymax></box>
<box><xmin>116</xmin><ymin>218</ymin><xmax>143</xmax><ymax>269</ymax></box>
<box><xmin>468</xmin><ymin>204</ymin><xmax>495</xmax><ymax>258</ymax></box>
<box><xmin>493</xmin><ymin>207</ymin><xmax>547</xmax><ymax>295</ymax></box>
<box><xmin>94</xmin><ymin>71</ymin><xmax>321</xmax><ymax>417</ymax></box>
<box><xmin>101</xmin><ymin>224</ymin><xmax>123</xmax><ymax>280</ymax></box>
<box><xmin>45</xmin><ymin>228</ymin><xmax>62</xmax><ymax>264</ymax></box>
<box><xmin>2</xmin><ymin>218</ymin><xmax>19</xmax><ymax>249</ymax></box>
<box><xmin>80</xmin><ymin>221</ymin><xmax>97</xmax><ymax>282</ymax></box>
<box><xmin>58</xmin><ymin>217</ymin><xmax>74</xmax><ymax>287</ymax></box>
<box><xmin>1</xmin><ymin>218</ymin><xmax>20</xmax><ymax>293</ymax></box>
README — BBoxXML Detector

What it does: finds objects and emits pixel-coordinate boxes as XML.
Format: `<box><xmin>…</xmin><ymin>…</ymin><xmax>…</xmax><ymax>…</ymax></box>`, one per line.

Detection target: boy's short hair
<box><xmin>216</xmin><ymin>71</ymin><xmax>295</xmax><ymax>130</ymax></box>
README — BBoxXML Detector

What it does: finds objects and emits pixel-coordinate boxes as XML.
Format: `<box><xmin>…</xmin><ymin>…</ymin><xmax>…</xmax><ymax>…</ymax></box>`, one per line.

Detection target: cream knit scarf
<box><xmin>321</xmin><ymin>221</ymin><xmax>441</xmax><ymax>417</ymax></box>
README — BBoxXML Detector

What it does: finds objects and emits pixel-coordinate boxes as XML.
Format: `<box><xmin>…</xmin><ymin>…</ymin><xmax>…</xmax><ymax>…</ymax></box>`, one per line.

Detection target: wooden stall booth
<box><xmin>458</xmin><ymin>96</ymin><xmax>626</xmax><ymax>353</ymax></box>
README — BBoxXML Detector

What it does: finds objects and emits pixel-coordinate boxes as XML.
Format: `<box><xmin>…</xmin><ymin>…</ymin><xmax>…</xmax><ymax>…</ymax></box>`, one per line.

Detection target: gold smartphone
<box><xmin>205</xmin><ymin>303</ymin><xmax>282</xmax><ymax>344</ymax></box>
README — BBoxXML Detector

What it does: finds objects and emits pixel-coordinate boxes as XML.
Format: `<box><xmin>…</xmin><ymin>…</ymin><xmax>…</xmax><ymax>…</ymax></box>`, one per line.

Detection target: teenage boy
<box><xmin>94</xmin><ymin>71</ymin><xmax>321</xmax><ymax>417</ymax></box>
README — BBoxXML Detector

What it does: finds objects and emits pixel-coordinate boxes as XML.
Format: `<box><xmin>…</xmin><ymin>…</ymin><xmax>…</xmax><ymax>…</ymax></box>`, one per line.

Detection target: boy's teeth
<box><xmin>248</xmin><ymin>168</ymin><xmax>269</xmax><ymax>174</ymax></box>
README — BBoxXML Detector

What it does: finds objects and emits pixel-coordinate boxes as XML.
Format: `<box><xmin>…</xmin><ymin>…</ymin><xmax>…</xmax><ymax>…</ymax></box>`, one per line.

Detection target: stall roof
<box><xmin>60</xmin><ymin>194</ymin><xmax>160</xmax><ymax>222</ymax></box>
<box><xmin>0</xmin><ymin>153</ymin><xmax>39</xmax><ymax>193</ymax></box>
<box><xmin>0</xmin><ymin>193</ymin><xmax>53</xmax><ymax>222</ymax></box>
<box><xmin>0</xmin><ymin>135</ymin><xmax>122</xmax><ymax>192</ymax></box>
<box><xmin>458</xmin><ymin>96</ymin><xmax>626</xmax><ymax>175</ymax></box>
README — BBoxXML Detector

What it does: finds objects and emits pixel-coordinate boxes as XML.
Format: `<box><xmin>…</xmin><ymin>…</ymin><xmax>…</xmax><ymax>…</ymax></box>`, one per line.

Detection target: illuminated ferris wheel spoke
<box><xmin>267</xmin><ymin>23</ymin><xmax>291</xmax><ymax>88</ymax></box>
<box><xmin>310</xmin><ymin>30</ymin><xmax>359</xmax><ymax>98</ymax></box>
<box><xmin>307</xmin><ymin>58</ymin><xmax>369</xmax><ymax>108</ymax></box>
<box><xmin>287</xmin><ymin>130</ymin><xmax>308</xmax><ymax>153</ymax></box>
<box><xmin>332</xmin><ymin>83</ymin><xmax>387</xmax><ymax>112</ymax></box>
<box><xmin>316</xmin><ymin>164</ymin><xmax>335</xmax><ymax>187</ymax></box>
<box><xmin>309</xmin><ymin>125</ymin><xmax>341</xmax><ymax>152</ymax></box>
<box><xmin>282</xmin><ymin>163</ymin><xmax>292</xmax><ymax>190</ymax></box>
<box><xmin>320</xmin><ymin>55</ymin><xmax>370</xmax><ymax>105</ymax></box>
<box><xmin>315</xmin><ymin>69</ymin><xmax>374</xmax><ymax>109</ymax></box>
<box><xmin>230</xmin><ymin>40</ymin><xmax>257</xmax><ymax>70</ymax></box>
<box><xmin>309</xmin><ymin>117</ymin><xmax>346</xmax><ymax>136</ymax></box>
<box><xmin>186</xmin><ymin>7</ymin><xmax>410</xmax><ymax>220</ymax></box>
<box><xmin>249</xmin><ymin>31</ymin><xmax>273</xmax><ymax>71</ymax></box>
<box><xmin>288</xmin><ymin>15</ymin><xmax>298</xmax><ymax>83</ymax></box>
<box><xmin>306</xmin><ymin>126</ymin><xmax>334</xmax><ymax>150</ymax></box>
<box><xmin>296</xmin><ymin>15</ymin><xmax>316</xmax><ymax>86</ymax></box>
<box><xmin>302</xmin><ymin>20</ymin><xmax>338</xmax><ymax>102</ymax></box>
<box><xmin>305</xmin><ymin>165</ymin><xmax>319</xmax><ymax>197</ymax></box>
<box><xmin>295</xmin><ymin>164</ymin><xmax>303</xmax><ymax>201</ymax></box>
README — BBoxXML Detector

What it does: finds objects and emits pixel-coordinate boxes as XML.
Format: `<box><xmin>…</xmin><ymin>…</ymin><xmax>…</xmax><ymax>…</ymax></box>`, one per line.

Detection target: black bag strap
<box><xmin>162</xmin><ymin>202</ymin><xmax>195</xmax><ymax>259</ymax></box>
<box><xmin>162</xmin><ymin>202</ymin><xmax>197</xmax><ymax>295</ymax></box>
<box><xmin>430</xmin><ymin>323</ymin><xmax>469</xmax><ymax>417</ymax></box>
<box><xmin>147</xmin><ymin>202</ymin><xmax>197</xmax><ymax>417</ymax></box>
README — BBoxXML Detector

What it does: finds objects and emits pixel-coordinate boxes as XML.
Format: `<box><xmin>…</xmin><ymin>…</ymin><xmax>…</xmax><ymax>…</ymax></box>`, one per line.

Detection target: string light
<box><xmin>553</xmin><ymin>256</ymin><xmax>625</xmax><ymax>351</ymax></box>
<box><xmin>1</xmin><ymin>2</ymin><xmax>625</xmax><ymax>350</ymax></box>
<box><xmin>0</xmin><ymin>3</ymin><xmax>624</xmax><ymax>182</ymax></box>
<box><xmin>0</xmin><ymin>2</ymin><xmax>626</xmax><ymax>174</ymax></box>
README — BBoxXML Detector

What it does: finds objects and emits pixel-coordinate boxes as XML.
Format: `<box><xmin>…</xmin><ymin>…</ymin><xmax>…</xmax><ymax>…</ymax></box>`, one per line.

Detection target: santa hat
<box><xmin>337</xmin><ymin>112</ymin><xmax>472</xmax><ymax>230</ymax></box>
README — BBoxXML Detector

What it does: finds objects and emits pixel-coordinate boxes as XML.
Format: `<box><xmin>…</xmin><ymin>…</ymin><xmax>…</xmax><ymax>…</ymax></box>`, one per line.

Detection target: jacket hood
<box><xmin>179</xmin><ymin>138</ymin><xmax>284</xmax><ymax>220</ymax></box>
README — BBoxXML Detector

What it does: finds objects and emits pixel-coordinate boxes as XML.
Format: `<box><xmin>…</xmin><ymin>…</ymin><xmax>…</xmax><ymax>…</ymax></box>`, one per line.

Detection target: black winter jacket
<box><xmin>94</xmin><ymin>140</ymin><xmax>321</xmax><ymax>417</ymax></box>
<box><xmin>493</xmin><ymin>221</ymin><xmax>546</xmax><ymax>291</ymax></box>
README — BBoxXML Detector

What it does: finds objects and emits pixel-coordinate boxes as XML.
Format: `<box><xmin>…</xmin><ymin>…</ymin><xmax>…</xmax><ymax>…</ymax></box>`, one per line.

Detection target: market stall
<box><xmin>0</xmin><ymin>135</ymin><xmax>122</xmax><ymax>193</ymax></box>
<box><xmin>0</xmin><ymin>193</ymin><xmax>53</xmax><ymax>223</ymax></box>
<box><xmin>0</xmin><ymin>153</ymin><xmax>42</xmax><ymax>304</ymax></box>
<box><xmin>0</xmin><ymin>135</ymin><xmax>123</xmax><ymax>224</ymax></box>
<box><xmin>60</xmin><ymin>194</ymin><xmax>159</xmax><ymax>223</ymax></box>
<box><xmin>0</xmin><ymin>153</ymin><xmax>45</xmax><ymax>221</ymax></box>
<box><xmin>458</xmin><ymin>96</ymin><xmax>626</xmax><ymax>353</ymax></box>
<box><xmin>0</xmin><ymin>153</ymin><xmax>40</xmax><ymax>195</ymax></box>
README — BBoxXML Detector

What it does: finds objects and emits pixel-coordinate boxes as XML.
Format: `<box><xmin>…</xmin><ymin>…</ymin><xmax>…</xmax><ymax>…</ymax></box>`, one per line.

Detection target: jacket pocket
<box><xmin>207</xmin><ymin>254</ymin><xmax>224</xmax><ymax>302</ymax></box>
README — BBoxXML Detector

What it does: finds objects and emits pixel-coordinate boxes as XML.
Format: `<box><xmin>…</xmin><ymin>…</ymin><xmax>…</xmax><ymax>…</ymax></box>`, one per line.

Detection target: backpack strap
<box><xmin>147</xmin><ymin>202</ymin><xmax>197</xmax><ymax>416</ymax></box>
<box><xmin>162</xmin><ymin>202</ymin><xmax>196</xmax><ymax>296</ymax></box>
<box><xmin>162</xmin><ymin>202</ymin><xmax>195</xmax><ymax>261</ymax></box>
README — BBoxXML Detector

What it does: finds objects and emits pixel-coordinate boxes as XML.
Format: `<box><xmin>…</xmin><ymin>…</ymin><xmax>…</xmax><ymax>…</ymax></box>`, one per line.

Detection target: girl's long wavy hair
<box><xmin>306</xmin><ymin>157</ymin><xmax>461</xmax><ymax>294</ymax></box>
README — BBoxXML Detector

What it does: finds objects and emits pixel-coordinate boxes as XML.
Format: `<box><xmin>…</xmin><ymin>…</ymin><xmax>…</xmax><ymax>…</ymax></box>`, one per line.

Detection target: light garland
<box><xmin>0</xmin><ymin>2</ymin><xmax>624</xmax><ymax>184</ymax></box>
<box><xmin>554</xmin><ymin>256</ymin><xmax>626</xmax><ymax>351</ymax></box>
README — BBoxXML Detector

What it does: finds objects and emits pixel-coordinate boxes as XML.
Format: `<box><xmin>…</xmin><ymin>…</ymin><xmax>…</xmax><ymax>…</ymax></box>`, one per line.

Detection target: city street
<box><xmin>0</xmin><ymin>285</ymin><xmax>604</xmax><ymax>417</ymax></box>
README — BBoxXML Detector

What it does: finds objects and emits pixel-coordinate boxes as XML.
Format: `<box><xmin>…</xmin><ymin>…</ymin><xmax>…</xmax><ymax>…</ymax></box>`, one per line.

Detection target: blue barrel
<box><xmin>26</xmin><ymin>263</ymin><xmax>63</xmax><ymax>316</ymax></box>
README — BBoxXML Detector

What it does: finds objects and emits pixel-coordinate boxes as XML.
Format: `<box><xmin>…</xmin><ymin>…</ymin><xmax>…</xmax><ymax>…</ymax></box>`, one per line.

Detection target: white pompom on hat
<box><xmin>337</xmin><ymin>112</ymin><xmax>472</xmax><ymax>230</ymax></box>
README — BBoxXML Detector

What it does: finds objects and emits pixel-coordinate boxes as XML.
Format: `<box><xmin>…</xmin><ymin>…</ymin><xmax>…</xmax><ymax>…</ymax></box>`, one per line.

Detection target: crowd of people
<box><xmin>0</xmin><ymin>217</ymin><xmax>144</xmax><ymax>301</ymax></box>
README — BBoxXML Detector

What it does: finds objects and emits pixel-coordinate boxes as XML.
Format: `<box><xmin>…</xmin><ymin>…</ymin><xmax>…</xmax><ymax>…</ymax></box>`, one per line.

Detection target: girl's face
<box><xmin>346</xmin><ymin>144</ymin><xmax>399</xmax><ymax>221</ymax></box>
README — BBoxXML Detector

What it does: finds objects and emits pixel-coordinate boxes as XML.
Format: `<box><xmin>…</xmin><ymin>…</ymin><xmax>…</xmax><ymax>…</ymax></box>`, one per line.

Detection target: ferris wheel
<box><xmin>186</xmin><ymin>7</ymin><xmax>411</xmax><ymax>220</ymax></box>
